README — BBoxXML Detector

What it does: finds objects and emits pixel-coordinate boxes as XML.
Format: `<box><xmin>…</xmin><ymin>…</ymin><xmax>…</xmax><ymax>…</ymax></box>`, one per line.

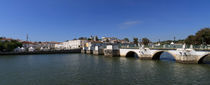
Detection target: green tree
<box><xmin>78</xmin><ymin>37</ymin><xmax>87</xmax><ymax>40</ymax></box>
<box><xmin>123</xmin><ymin>38</ymin><xmax>129</xmax><ymax>42</ymax></box>
<box><xmin>185</xmin><ymin>35</ymin><xmax>196</xmax><ymax>45</ymax></box>
<box><xmin>95</xmin><ymin>36</ymin><xmax>99</xmax><ymax>41</ymax></box>
<box><xmin>105</xmin><ymin>39</ymin><xmax>109</xmax><ymax>42</ymax></box>
<box><xmin>0</xmin><ymin>40</ymin><xmax>22</xmax><ymax>52</ymax></box>
<box><xmin>142</xmin><ymin>38</ymin><xmax>150</xmax><ymax>45</ymax></box>
<box><xmin>185</xmin><ymin>28</ymin><xmax>210</xmax><ymax>45</ymax></box>
<box><xmin>133</xmin><ymin>37</ymin><xmax>139</xmax><ymax>46</ymax></box>
<box><xmin>88</xmin><ymin>38</ymin><xmax>92</xmax><ymax>41</ymax></box>
<box><xmin>194</xmin><ymin>28</ymin><xmax>210</xmax><ymax>44</ymax></box>
<box><xmin>175</xmin><ymin>39</ymin><xmax>185</xmax><ymax>44</ymax></box>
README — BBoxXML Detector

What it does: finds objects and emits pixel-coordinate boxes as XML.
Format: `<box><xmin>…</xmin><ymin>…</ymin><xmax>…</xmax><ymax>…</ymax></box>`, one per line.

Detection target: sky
<box><xmin>0</xmin><ymin>0</ymin><xmax>210</xmax><ymax>42</ymax></box>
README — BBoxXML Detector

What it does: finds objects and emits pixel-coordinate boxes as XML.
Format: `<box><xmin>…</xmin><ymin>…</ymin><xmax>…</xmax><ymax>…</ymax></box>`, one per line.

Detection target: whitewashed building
<box><xmin>14</xmin><ymin>47</ymin><xmax>26</xmax><ymax>52</ymax></box>
<box><xmin>55</xmin><ymin>40</ymin><xmax>88</xmax><ymax>50</ymax></box>
<box><xmin>28</xmin><ymin>47</ymin><xmax>35</xmax><ymax>52</ymax></box>
<box><xmin>54</xmin><ymin>43</ymin><xmax>64</xmax><ymax>50</ymax></box>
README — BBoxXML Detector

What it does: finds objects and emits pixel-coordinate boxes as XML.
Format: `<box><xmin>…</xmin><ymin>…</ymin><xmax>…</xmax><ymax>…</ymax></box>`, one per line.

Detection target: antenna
<box><xmin>26</xmin><ymin>34</ymin><xmax>29</xmax><ymax>41</ymax></box>
<box><xmin>174</xmin><ymin>36</ymin><xmax>176</xmax><ymax>42</ymax></box>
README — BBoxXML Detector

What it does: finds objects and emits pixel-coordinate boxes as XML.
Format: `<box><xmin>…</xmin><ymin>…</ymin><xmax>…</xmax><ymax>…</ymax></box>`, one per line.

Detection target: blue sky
<box><xmin>0</xmin><ymin>0</ymin><xmax>210</xmax><ymax>42</ymax></box>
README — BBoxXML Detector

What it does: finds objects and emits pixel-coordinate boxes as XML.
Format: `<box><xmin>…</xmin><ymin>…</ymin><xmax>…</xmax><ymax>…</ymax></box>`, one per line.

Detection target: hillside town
<box><xmin>0</xmin><ymin>36</ymin><xmax>134</xmax><ymax>52</ymax></box>
<box><xmin>0</xmin><ymin>28</ymin><xmax>210</xmax><ymax>53</ymax></box>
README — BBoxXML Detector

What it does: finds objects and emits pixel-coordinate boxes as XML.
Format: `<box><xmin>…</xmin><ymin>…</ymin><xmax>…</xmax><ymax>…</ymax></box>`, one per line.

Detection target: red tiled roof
<box><xmin>22</xmin><ymin>41</ymin><xmax>35</xmax><ymax>44</ymax></box>
<box><xmin>0</xmin><ymin>38</ymin><xmax>14</xmax><ymax>41</ymax></box>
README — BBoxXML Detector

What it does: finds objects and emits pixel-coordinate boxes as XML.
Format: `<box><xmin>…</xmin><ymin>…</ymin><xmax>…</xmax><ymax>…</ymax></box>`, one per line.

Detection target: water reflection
<box><xmin>159</xmin><ymin>52</ymin><xmax>176</xmax><ymax>62</ymax></box>
<box><xmin>0</xmin><ymin>54</ymin><xmax>210</xmax><ymax>85</ymax></box>
<box><xmin>201</xmin><ymin>55</ymin><xmax>210</xmax><ymax>64</ymax></box>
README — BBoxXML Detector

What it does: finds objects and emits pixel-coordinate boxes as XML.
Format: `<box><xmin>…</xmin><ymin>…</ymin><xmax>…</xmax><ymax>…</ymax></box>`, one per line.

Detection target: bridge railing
<box><xmin>192</xmin><ymin>45</ymin><xmax>210</xmax><ymax>51</ymax></box>
<box><xmin>119</xmin><ymin>44</ymin><xmax>139</xmax><ymax>49</ymax></box>
<box><xmin>119</xmin><ymin>44</ymin><xmax>210</xmax><ymax>51</ymax></box>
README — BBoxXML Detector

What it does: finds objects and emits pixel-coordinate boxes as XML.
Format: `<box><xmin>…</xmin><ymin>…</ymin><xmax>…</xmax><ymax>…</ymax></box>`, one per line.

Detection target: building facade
<box><xmin>55</xmin><ymin>40</ymin><xmax>88</xmax><ymax>50</ymax></box>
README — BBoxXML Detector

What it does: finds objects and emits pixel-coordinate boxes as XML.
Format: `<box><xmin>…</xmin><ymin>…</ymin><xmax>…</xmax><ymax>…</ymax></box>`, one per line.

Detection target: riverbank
<box><xmin>0</xmin><ymin>48</ymin><xmax>81</xmax><ymax>55</ymax></box>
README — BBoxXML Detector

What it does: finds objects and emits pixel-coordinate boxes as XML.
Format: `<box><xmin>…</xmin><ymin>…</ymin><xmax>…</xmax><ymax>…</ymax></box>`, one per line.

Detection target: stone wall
<box><xmin>93</xmin><ymin>49</ymin><xmax>104</xmax><ymax>55</ymax></box>
<box><xmin>81</xmin><ymin>50</ymin><xmax>86</xmax><ymax>54</ymax></box>
<box><xmin>104</xmin><ymin>49</ymin><xmax>120</xmax><ymax>57</ymax></box>
<box><xmin>86</xmin><ymin>50</ymin><xmax>93</xmax><ymax>54</ymax></box>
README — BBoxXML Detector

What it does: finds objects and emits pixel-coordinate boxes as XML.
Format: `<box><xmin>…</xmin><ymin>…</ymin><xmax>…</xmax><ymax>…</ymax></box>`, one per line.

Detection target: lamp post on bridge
<box><xmin>173</xmin><ymin>36</ymin><xmax>176</xmax><ymax>49</ymax></box>
<box><xmin>138</xmin><ymin>38</ymin><xmax>142</xmax><ymax>49</ymax></box>
<box><xmin>201</xmin><ymin>36</ymin><xmax>207</xmax><ymax>50</ymax></box>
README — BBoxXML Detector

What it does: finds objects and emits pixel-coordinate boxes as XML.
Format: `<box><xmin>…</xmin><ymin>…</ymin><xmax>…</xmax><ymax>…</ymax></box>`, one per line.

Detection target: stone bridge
<box><xmin>120</xmin><ymin>48</ymin><xmax>210</xmax><ymax>64</ymax></box>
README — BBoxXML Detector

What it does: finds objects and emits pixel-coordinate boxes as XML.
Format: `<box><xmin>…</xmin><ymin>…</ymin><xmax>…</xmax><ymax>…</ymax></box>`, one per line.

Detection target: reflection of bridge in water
<box><xmin>120</xmin><ymin>44</ymin><xmax>210</xmax><ymax>64</ymax></box>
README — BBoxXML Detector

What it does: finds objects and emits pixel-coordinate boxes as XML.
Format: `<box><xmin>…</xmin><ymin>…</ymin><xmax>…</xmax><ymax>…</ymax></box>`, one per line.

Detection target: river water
<box><xmin>0</xmin><ymin>53</ymin><xmax>210</xmax><ymax>85</ymax></box>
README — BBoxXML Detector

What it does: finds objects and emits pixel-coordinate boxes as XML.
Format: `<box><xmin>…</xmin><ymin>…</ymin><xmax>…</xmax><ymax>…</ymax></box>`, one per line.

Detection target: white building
<box><xmin>28</xmin><ymin>47</ymin><xmax>35</xmax><ymax>52</ymax></box>
<box><xmin>55</xmin><ymin>43</ymin><xmax>64</xmax><ymax>50</ymax></box>
<box><xmin>102</xmin><ymin>37</ymin><xmax>119</xmax><ymax>43</ymax></box>
<box><xmin>14</xmin><ymin>47</ymin><xmax>26</xmax><ymax>52</ymax></box>
<box><xmin>55</xmin><ymin>40</ymin><xmax>88</xmax><ymax>50</ymax></box>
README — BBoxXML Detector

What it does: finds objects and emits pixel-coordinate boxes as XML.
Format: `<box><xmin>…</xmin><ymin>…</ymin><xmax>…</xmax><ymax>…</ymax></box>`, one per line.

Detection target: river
<box><xmin>0</xmin><ymin>53</ymin><xmax>210</xmax><ymax>85</ymax></box>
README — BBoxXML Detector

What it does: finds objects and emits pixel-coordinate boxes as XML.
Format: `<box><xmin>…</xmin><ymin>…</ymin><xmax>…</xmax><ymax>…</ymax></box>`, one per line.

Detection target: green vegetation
<box><xmin>123</xmin><ymin>38</ymin><xmax>129</xmax><ymax>42</ymax></box>
<box><xmin>142</xmin><ymin>38</ymin><xmax>151</xmax><ymax>45</ymax></box>
<box><xmin>185</xmin><ymin>28</ymin><xmax>210</xmax><ymax>45</ymax></box>
<box><xmin>158</xmin><ymin>40</ymin><xmax>184</xmax><ymax>44</ymax></box>
<box><xmin>0</xmin><ymin>40</ymin><xmax>22</xmax><ymax>52</ymax></box>
<box><xmin>156</xmin><ymin>28</ymin><xmax>210</xmax><ymax>45</ymax></box>
<box><xmin>133</xmin><ymin>37</ymin><xmax>139</xmax><ymax>46</ymax></box>
<box><xmin>78</xmin><ymin>37</ymin><xmax>88</xmax><ymax>40</ymax></box>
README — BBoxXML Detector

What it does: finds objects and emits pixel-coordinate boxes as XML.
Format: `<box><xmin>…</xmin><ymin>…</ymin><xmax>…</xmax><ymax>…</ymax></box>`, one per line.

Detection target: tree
<box><xmin>185</xmin><ymin>35</ymin><xmax>196</xmax><ymax>45</ymax></box>
<box><xmin>0</xmin><ymin>40</ymin><xmax>22</xmax><ymax>52</ymax></box>
<box><xmin>142</xmin><ymin>38</ymin><xmax>150</xmax><ymax>45</ymax></box>
<box><xmin>175</xmin><ymin>39</ymin><xmax>185</xmax><ymax>44</ymax></box>
<box><xmin>123</xmin><ymin>38</ymin><xmax>129</xmax><ymax>42</ymax></box>
<box><xmin>185</xmin><ymin>28</ymin><xmax>210</xmax><ymax>45</ymax></box>
<box><xmin>95</xmin><ymin>36</ymin><xmax>99</xmax><ymax>41</ymax></box>
<box><xmin>105</xmin><ymin>39</ymin><xmax>109</xmax><ymax>42</ymax></box>
<box><xmin>0</xmin><ymin>42</ymin><xmax>3</xmax><ymax>51</ymax></box>
<box><xmin>78</xmin><ymin>37</ymin><xmax>87</xmax><ymax>40</ymax></box>
<box><xmin>88</xmin><ymin>38</ymin><xmax>92</xmax><ymax>41</ymax></box>
<box><xmin>133</xmin><ymin>37</ymin><xmax>139</xmax><ymax>46</ymax></box>
<box><xmin>194</xmin><ymin>28</ymin><xmax>210</xmax><ymax>44</ymax></box>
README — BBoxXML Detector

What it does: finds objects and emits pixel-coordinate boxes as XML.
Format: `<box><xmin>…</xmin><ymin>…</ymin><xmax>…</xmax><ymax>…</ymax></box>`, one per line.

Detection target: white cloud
<box><xmin>119</xmin><ymin>20</ymin><xmax>142</xmax><ymax>29</ymax></box>
<box><xmin>124</xmin><ymin>21</ymin><xmax>141</xmax><ymax>25</ymax></box>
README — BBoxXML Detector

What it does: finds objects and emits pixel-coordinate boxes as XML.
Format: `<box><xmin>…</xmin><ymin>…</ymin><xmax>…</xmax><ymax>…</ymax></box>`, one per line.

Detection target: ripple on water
<box><xmin>0</xmin><ymin>54</ymin><xmax>210</xmax><ymax>85</ymax></box>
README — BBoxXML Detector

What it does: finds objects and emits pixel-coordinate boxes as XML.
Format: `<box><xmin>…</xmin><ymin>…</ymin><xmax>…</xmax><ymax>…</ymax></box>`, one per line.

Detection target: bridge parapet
<box><xmin>119</xmin><ymin>44</ymin><xmax>210</xmax><ymax>51</ymax></box>
<box><xmin>120</xmin><ymin>47</ymin><xmax>210</xmax><ymax>64</ymax></box>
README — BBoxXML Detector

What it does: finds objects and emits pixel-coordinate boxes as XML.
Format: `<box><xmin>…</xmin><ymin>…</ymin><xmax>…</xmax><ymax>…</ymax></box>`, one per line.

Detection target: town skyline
<box><xmin>0</xmin><ymin>34</ymin><xmax>186</xmax><ymax>43</ymax></box>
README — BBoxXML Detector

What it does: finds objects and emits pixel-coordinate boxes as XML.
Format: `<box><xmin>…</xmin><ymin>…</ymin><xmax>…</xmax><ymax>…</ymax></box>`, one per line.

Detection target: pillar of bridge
<box><xmin>86</xmin><ymin>46</ymin><xmax>93</xmax><ymax>54</ymax></box>
<box><xmin>104</xmin><ymin>45</ymin><xmax>120</xmax><ymax>57</ymax></box>
<box><xmin>93</xmin><ymin>46</ymin><xmax>104</xmax><ymax>55</ymax></box>
<box><xmin>120</xmin><ymin>47</ymin><xmax>210</xmax><ymax>64</ymax></box>
<box><xmin>169</xmin><ymin>49</ymin><xmax>200</xmax><ymax>64</ymax></box>
<box><xmin>138</xmin><ymin>48</ymin><xmax>153</xmax><ymax>60</ymax></box>
<box><xmin>175</xmin><ymin>55</ymin><xmax>198</xmax><ymax>64</ymax></box>
<box><xmin>81</xmin><ymin>47</ymin><xmax>87</xmax><ymax>54</ymax></box>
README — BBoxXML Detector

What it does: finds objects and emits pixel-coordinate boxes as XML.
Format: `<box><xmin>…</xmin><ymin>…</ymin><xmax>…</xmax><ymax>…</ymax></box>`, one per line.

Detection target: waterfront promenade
<box><xmin>0</xmin><ymin>48</ymin><xmax>81</xmax><ymax>55</ymax></box>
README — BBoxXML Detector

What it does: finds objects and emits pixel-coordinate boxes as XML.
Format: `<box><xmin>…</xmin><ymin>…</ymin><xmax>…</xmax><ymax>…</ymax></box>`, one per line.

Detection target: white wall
<box><xmin>55</xmin><ymin>40</ymin><xmax>87</xmax><ymax>50</ymax></box>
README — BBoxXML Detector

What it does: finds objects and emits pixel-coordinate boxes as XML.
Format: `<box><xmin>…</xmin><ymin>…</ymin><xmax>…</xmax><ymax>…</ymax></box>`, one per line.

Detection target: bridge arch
<box><xmin>125</xmin><ymin>51</ymin><xmax>139</xmax><ymax>58</ymax></box>
<box><xmin>198</xmin><ymin>53</ymin><xmax>210</xmax><ymax>64</ymax></box>
<box><xmin>152</xmin><ymin>51</ymin><xmax>176</xmax><ymax>60</ymax></box>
